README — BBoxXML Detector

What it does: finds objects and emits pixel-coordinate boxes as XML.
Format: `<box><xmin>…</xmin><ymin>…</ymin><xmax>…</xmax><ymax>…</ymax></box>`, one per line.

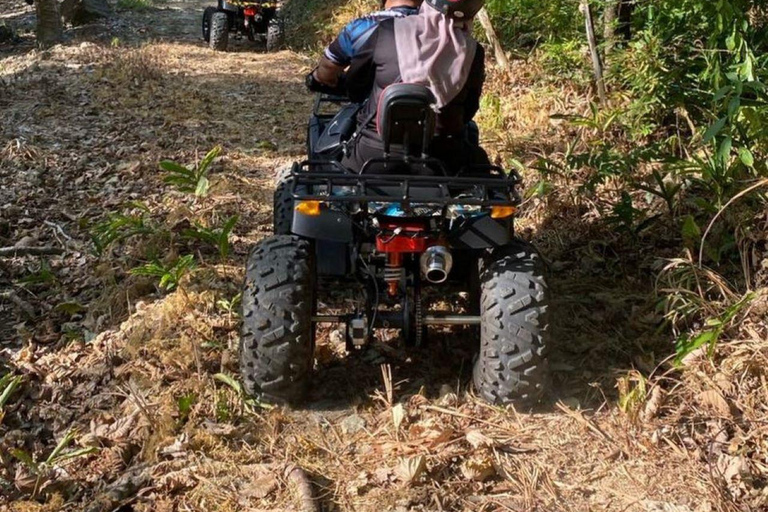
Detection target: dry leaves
<box><xmin>395</xmin><ymin>455</ymin><xmax>426</xmax><ymax>484</ymax></box>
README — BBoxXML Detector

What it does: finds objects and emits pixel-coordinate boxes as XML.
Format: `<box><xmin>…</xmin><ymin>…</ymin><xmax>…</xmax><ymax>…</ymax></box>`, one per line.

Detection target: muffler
<box><xmin>420</xmin><ymin>246</ymin><xmax>453</xmax><ymax>284</ymax></box>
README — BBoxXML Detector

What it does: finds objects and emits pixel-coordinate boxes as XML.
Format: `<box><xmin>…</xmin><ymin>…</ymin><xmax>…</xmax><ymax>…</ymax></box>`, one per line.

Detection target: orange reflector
<box><xmin>295</xmin><ymin>200</ymin><xmax>322</xmax><ymax>216</ymax></box>
<box><xmin>490</xmin><ymin>205</ymin><xmax>518</xmax><ymax>219</ymax></box>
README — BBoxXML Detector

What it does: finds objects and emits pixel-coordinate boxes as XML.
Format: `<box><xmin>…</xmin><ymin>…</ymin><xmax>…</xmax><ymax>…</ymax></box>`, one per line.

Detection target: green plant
<box><xmin>214</xmin><ymin>372</ymin><xmax>273</xmax><ymax>411</ymax></box>
<box><xmin>636</xmin><ymin>168</ymin><xmax>683</xmax><ymax>215</ymax></box>
<box><xmin>674</xmin><ymin>292</ymin><xmax>756</xmax><ymax>365</ymax></box>
<box><xmin>0</xmin><ymin>373</ymin><xmax>23</xmax><ymax>423</ymax></box>
<box><xmin>117</xmin><ymin>0</ymin><xmax>153</xmax><ymax>10</ymax></box>
<box><xmin>91</xmin><ymin>202</ymin><xmax>155</xmax><ymax>255</ymax></box>
<box><xmin>182</xmin><ymin>215</ymin><xmax>238</xmax><ymax>259</ymax></box>
<box><xmin>177</xmin><ymin>393</ymin><xmax>196</xmax><ymax>424</ymax></box>
<box><xmin>617</xmin><ymin>371</ymin><xmax>647</xmax><ymax>421</ymax></box>
<box><xmin>216</xmin><ymin>292</ymin><xmax>241</xmax><ymax>317</ymax></box>
<box><xmin>17</xmin><ymin>260</ymin><xmax>56</xmax><ymax>287</ymax></box>
<box><xmin>160</xmin><ymin>146</ymin><xmax>221</xmax><ymax>198</ymax></box>
<box><xmin>11</xmin><ymin>430</ymin><xmax>98</xmax><ymax>497</ymax></box>
<box><xmin>130</xmin><ymin>254</ymin><xmax>196</xmax><ymax>291</ymax></box>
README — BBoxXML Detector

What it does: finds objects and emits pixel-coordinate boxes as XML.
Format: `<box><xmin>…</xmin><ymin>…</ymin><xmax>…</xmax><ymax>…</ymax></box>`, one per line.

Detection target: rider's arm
<box><xmin>345</xmin><ymin>27</ymin><xmax>379</xmax><ymax>103</ymax></box>
<box><xmin>311</xmin><ymin>18</ymin><xmax>360</xmax><ymax>86</ymax></box>
<box><xmin>314</xmin><ymin>56</ymin><xmax>345</xmax><ymax>87</ymax></box>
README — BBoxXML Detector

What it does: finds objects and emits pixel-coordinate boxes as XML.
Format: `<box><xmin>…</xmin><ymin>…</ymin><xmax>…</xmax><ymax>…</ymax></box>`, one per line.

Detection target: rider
<box><xmin>342</xmin><ymin>0</ymin><xmax>488</xmax><ymax>175</ymax></box>
<box><xmin>306</xmin><ymin>0</ymin><xmax>422</xmax><ymax>93</ymax></box>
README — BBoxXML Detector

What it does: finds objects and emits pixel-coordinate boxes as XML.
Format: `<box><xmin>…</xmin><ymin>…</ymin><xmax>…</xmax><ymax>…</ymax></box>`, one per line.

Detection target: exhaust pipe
<box><xmin>420</xmin><ymin>246</ymin><xmax>453</xmax><ymax>284</ymax></box>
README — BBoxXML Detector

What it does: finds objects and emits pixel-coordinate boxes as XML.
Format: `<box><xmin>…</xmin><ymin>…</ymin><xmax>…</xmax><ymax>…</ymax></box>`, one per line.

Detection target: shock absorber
<box><xmin>384</xmin><ymin>252</ymin><xmax>403</xmax><ymax>296</ymax></box>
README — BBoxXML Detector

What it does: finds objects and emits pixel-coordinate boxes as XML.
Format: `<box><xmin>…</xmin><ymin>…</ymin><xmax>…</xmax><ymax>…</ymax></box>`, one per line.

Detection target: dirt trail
<box><xmin>0</xmin><ymin>2</ymin><xmax>723</xmax><ymax>511</ymax></box>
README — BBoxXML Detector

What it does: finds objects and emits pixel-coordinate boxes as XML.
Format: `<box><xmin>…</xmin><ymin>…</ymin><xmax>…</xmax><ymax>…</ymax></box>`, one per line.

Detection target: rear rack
<box><xmin>290</xmin><ymin>160</ymin><xmax>523</xmax><ymax>207</ymax></box>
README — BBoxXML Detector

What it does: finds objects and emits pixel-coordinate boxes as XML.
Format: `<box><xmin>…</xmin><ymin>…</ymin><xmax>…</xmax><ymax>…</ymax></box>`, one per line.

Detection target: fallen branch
<box><xmin>0</xmin><ymin>291</ymin><xmax>36</xmax><ymax>317</ymax></box>
<box><xmin>285</xmin><ymin>464</ymin><xmax>317</xmax><ymax>512</ymax></box>
<box><xmin>0</xmin><ymin>246</ymin><xmax>64</xmax><ymax>257</ymax></box>
<box><xmin>476</xmin><ymin>8</ymin><xmax>508</xmax><ymax>69</ymax></box>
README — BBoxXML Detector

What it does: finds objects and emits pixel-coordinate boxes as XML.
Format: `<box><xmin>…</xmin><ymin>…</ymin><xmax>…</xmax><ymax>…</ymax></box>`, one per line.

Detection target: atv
<box><xmin>240</xmin><ymin>84</ymin><xmax>550</xmax><ymax>406</ymax></box>
<box><xmin>202</xmin><ymin>0</ymin><xmax>283</xmax><ymax>52</ymax></box>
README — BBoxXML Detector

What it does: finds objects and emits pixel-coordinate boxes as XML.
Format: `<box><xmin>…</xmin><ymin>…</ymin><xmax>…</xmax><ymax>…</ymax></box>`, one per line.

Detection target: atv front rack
<box><xmin>289</xmin><ymin>160</ymin><xmax>523</xmax><ymax>207</ymax></box>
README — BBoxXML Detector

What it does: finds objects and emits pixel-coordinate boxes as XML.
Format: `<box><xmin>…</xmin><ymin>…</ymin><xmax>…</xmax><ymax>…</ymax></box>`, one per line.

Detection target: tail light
<box><xmin>244</xmin><ymin>6</ymin><xmax>258</xmax><ymax>16</ymax></box>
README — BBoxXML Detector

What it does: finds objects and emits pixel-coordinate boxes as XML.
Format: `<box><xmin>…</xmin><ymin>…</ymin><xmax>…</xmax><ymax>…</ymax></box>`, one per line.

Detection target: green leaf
<box><xmin>195</xmin><ymin>175</ymin><xmax>210</xmax><ymax>198</ymax></box>
<box><xmin>55</xmin><ymin>302</ymin><xmax>86</xmax><ymax>315</ymax></box>
<box><xmin>739</xmin><ymin>148</ymin><xmax>755</xmax><ymax>167</ymax></box>
<box><xmin>681</xmin><ymin>215</ymin><xmax>701</xmax><ymax>242</ymax></box>
<box><xmin>675</xmin><ymin>330</ymin><xmax>718</xmax><ymax>365</ymax></box>
<box><xmin>11</xmin><ymin>449</ymin><xmax>38</xmax><ymax>472</ymax></box>
<box><xmin>717</xmin><ymin>136</ymin><xmax>732</xmax><ymax>163</ymax></box>
<box><xmin>46</xmin><ymin>430</ymin><xmax>77</xmax><ymax>464</ymax></box>
<box><xmin>703</xmin><ymin>118</ymin><xmax>727</xmax><ymax>143</ymax></box>
<box><xmin>198</xmin><ymin>146</ymin><xmax>222</xmax><ymax>174</ymax></box>
<box><xmin>51</xmin><ymin>446</ymin><xmax>99</xmax><ymax>464</ymax></box>
<box><xmin>159</xmin><ymin>160</ymin><xmax>192</xmax><ymax>175</ymax></box>
<box><xmin>214</xmin><ymin>372</ymin><xmax>242</xmax><ymax>395</ymax></box>
<box><xmin>0</xmin><ymin>375</ymin><xmax>23</xmax><ymax>408</ymax></box>
<box><xmin>713</xmin><ymin>85</ymin><xmax>732</xmax><ymax>103</ymax></box>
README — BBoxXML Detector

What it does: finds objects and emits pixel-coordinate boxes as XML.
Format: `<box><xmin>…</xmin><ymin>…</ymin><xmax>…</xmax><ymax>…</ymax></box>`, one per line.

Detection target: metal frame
<box><xmin>289</xmin><ymin>161</ymin><xmax>523</xmax><ymax>207</ymax></box>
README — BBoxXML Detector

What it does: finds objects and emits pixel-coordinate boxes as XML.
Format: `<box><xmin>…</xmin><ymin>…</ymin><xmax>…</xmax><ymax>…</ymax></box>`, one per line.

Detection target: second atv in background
<box><xmin>202</xmin><ymin>0</ymin><xmax>284</xmax><ymax>52</ymax></box>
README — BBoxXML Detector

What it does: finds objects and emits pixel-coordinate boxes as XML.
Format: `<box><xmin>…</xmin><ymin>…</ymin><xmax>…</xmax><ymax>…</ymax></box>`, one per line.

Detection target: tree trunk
<box><xmin>604</xmin><ymin>0</ymin><xmax>619</xmax><ymax>57</ymax></box>
<box><xmin>476</xmin><ymin>7</ymin><xmax>509</xmax><ymax>69</ymax></box>
<box><xmin>35</xmin><ymin>0</ymin><xmax>63</xmax><ymax>48</ymax></box>
<box><xmin>580</xmin><ymin>0</ymin><xmax>607</xmax><ymax>105</ymax></box>
<box><xmin>62</xmin><ymin>0</ymin><xmax>110</xmax><ymax>26</ymax></box>
<box><xmin>617</xmin><ymin>0</ymin><xmax>634</xmax><ymax>41</ymax></box>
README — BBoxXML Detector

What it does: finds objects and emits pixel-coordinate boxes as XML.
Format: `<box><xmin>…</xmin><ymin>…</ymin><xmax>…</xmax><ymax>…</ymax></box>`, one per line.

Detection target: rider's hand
<box><xmin>305</xmin><ymin>70</ymin><xmax>347</xmax><ymax>96</ymax></box>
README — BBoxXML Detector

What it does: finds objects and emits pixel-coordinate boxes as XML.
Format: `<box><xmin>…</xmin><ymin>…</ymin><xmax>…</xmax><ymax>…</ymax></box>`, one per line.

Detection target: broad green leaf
<box><xmin>55</xmin><ymin>302</ymin><xmax>86</xmax><ymax>315</ymax></box>
<box><xmin>214</xmin><ymin>373</ymin><xmax>242</xmax><ymax>395</ymax></box>
<box><xmin>159</xmin><ymin>160</ymin><xmax>192</xmax><ymax>174</ymax></box>
<box><xmin>11</xmin><ymin>449</ymin><xmax>38</xmax><ymax>472</ymax></box>
<box><xmin>713</xmin><ymin>85</ymin><xmax>732</xmax><ymax>103</ymax></box>
<box><xmin>718</xmin><ymin>136</ymin><xmax>732</xmax><ymax>163</ymax></box>
<box><xmin>198</xmin><ymin>146</ymin><xmax>222</xmax><ymax>174</ymax></box>
<box><xmin>681</xmin><ymin>215</ymin><xmax>701</xmax><ymax>242</ymax></box>
<box><xmin>702</xmin><ymin>118</ymin><xmax>727</xmax><ymax>143</ymax></box>
<box><xmin>195</xmin><ymin>175</ymin><xmax>210</xmax><ymax>198</ymax></box>
<box><xmin>739</xmin><ymin>148</ymin><xmax>755</xmax><ymax>167</ymax></box>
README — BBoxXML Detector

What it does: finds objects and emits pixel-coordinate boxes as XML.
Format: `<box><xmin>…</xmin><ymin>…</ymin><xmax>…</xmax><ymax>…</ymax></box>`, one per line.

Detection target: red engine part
<box><xmin>243</xmin><ymin>6</ymin><xmax>259</xmax><ymax>16</ymax></box>
<box><xmin>376</xmin><ymin>220</ymin><xmax>432</xmax><ymax>296</ymax></box>
<box><xmin>375</xmin><ymin>220</ymin><xmax>431</xmax><ymax>254</ymax></box>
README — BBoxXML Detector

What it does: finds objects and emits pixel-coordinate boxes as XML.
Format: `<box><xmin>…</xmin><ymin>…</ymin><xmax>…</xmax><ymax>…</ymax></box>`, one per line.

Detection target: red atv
<box><xmin>202</xmin><ymin>0</ymin><xmax>283</xmax><ymax>52</ymax></box>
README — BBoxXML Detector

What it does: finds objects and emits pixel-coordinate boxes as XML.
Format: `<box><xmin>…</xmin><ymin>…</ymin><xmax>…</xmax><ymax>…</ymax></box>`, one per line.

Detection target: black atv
<box><xmin>202</xmin><ymin>0</ymin><xmax>283</xmax><ymax>52</ymax></box>
<box><xmin>240</xmin><ymin>84</ymin><xmax>550</xmax><ymax>406</ymax></box>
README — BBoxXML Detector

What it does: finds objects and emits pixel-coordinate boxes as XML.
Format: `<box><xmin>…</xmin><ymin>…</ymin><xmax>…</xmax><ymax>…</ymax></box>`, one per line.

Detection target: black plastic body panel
<box><xmin>316</xmin><ymin>241</ymin><xmax>349</xmax><ymax>276</ymax></box>
<box><xmin>449</xmin><ymin>215</ymin><xmax>513</xmax><ymax>249</ymax></box>
<box><xmin>292</xmin><ymin>208</ymin><xmax>353</xmax><ymax>243</ymax></box>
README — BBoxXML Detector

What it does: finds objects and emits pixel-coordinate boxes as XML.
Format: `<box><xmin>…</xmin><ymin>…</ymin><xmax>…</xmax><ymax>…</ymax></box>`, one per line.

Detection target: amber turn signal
<box><xmin>295</xmin><ymin>200</ymin><xmax>322</xmax><ymax>216</ymax></box>
<box><xmin>490</xmin><ymin>205</ymin><xmax>517</xmax><ymax>219</ymax></box>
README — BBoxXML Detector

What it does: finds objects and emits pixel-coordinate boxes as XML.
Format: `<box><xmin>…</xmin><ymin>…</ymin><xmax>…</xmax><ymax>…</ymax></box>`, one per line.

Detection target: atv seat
<box><xmin>377</xmin><ymin>84</ymin><xmax>437</xmax><ymax>158</ymax></box>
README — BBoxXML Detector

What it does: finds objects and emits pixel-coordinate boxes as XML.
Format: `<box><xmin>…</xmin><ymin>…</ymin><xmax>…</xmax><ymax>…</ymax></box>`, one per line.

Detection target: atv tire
<box><xmin>473</xmin><ymin>242</ymin><xmax>550</xmax><ymax>406</ymax></box>
<box><xmin>273</xmin><ymin>173</ymin><xmax>294</xmax><ymax>234</ymax></box>
<box><xmin>202</xmin><ymin>6</ymin><xmax>216</xmax><ymax>42</ymax></box>
<box><xmin>266</xmin><ymin>17</ymin><xmax>285</xmax><ymax>52</ymax></box>
<box><xmin>209</xmin><ymin>11</ymin><xmax>229</xmax><ymax>51</ymax></box>
<box><xmin>240</xmin><ymin>235</ymin><xmax>316</xmax><ymax>404</ymax></box>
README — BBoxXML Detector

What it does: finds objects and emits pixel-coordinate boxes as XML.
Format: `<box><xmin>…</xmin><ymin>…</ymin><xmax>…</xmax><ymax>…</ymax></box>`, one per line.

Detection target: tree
<box><xmin>34</xmin><ymin>0</ymin><xmax>63</xmax><ymax>48</ymax></box>
<box><xmin>604</xmin><ymin>0</ymin><xmax>634</xmax><ymax>56</ymax></box>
